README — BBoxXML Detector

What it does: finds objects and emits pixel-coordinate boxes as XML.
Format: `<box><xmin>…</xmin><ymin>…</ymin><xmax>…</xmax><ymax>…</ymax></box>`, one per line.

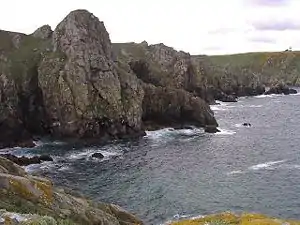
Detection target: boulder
<box><xmin>91</xmin><ymin>152</ymin><xmax>105</xmax><ymax>159</ymax></box>
<box><xmin>0</xmin><ymin>154</ymin><xmax>53</xmax><ymax>166</ymax></box>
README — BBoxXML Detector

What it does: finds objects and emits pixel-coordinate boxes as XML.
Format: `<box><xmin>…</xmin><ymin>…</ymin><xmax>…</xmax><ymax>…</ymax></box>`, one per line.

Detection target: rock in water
<box><xmin>243</xmin><ymin>123</ymin><xmax>251</xmax><ymax>127</ymax></box>
<box><xmin>0</xmin><ymin>154</ymin><xmax>53</xmax><ymax>166</ymax></box>
<box><xmin>38</xmin><ymin>155</ymin><xmax>54</xmax><ymax>162</ymax></box>
<box><xmin>91</xmin><ymin>152</ymin><xmax>105</xmax><ymax>159</ymax></box>
<box><xmin>264</xmin><ymin>83</ymin><xmax>298</xmax><ymax>95</ymax></box>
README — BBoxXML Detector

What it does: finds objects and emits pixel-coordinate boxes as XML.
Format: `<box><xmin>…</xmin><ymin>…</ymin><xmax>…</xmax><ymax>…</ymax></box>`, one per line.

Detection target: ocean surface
<box><xmin>2</xmin><ymin>93</ymin><xmax>300</xmax><ymax>224</ymax></box>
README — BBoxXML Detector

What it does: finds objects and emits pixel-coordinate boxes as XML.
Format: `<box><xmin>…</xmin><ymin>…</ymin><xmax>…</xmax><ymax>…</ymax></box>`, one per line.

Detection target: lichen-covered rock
<box><xmin>170</xmin><ymin>212</ymin><xmax>300</xmax><ymax>225</ymax></box>
<box><xmin>32</xmin><ymin>25</ymin><xmax>53</xmax><ymax>39</ymax></box>
<box><xmin>0</xmin><ymin>156</ymin><xmax>143</xmax><ymax>225</ymax></box>
<box><xmin>38</xmin><ymin>9</ymin><xmax>144</xmax><ymax>140</ymax></box>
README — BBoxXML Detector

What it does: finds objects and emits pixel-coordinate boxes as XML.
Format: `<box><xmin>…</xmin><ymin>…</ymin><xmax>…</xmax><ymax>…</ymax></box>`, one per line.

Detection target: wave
<box><xmin>215</xmin><ymin>128</ymin><xmax>236</xmax><ymax>135</ymax></box>
<box><xmin>24</xmin><ymin>160</ymin><xmax>57</xmax><ymax>173</ymax></box>
<box><xmin>248</xmin><ymin>160</ymin><xmax>285</xmax><ymax>171</ymax></box>
<box><xmin>67</xmin><ymin>148</ymin><xmax>122</xmax><ymax>161</ymax></box>
<box><xmin>210</xmin><ymin>105</ymin><xmax>228</xmax><ymax>111</ymax></box>
<box><xmin>254</xmin><ymin>94</ymin><xmax>284</xmax><ymax>98</ymax></box>
<box><xmin>226</xmin><ymin>170</ymin><xmax>244</xmax><ymax>175</ymax></box>
<box><xmin>145</xmin><ymin>127</ymin><xmax>204</xmax><ymax>140</ymax></box>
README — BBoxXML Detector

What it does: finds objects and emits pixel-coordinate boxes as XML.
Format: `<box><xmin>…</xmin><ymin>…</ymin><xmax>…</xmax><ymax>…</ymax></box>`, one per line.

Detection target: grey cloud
<box><xmin>252</xmin><ymin>19</ymin><xmax>300</xmax><ymax>31</ymax></box>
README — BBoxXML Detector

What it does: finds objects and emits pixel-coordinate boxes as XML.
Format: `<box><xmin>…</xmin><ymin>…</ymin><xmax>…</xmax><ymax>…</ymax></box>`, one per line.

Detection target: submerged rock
<box><xmin>0</xmin><ymin>156</ymin><xmax>143</xmax><ymax>224</ymax></box>
<box><xmin>91</xmin><ymin>152</ymin><xmax>105</xmax><ymax>159</ymax></box>
<box><xmin>243</xmin><ymin>123</ymin><xmax>251</xmax><ymax>127</ymax></box>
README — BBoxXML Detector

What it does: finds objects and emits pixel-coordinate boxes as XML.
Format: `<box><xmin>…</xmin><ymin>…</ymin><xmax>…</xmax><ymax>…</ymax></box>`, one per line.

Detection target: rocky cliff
<box><xmin>0</xmin><ymin>10</ymin><xmax>218</xmax><ymax>149</ymax></box>
<box><xmin>0</xmin><ymin>156</ymin><xmax>142</xmax><ymax>224</ymax></box>
<box><xmin>2</xmin><ymin>9</ymin><xmax>299</xmax><ymax>149</ymax></box>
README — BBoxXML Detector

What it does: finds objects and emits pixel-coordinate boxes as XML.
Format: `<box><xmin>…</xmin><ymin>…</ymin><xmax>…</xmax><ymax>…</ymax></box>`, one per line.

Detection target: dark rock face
<box><xmin>264</xmin><ymin>84</ymin><xmax>298</xmax><ymax>95</ymax></box>
<box><xmin>0</xmin><ymin>72</ymin><xmax>35</xmax><ymax>149</ymax></box>
<box><xmin>142</xmin><ymin>84</ymin><xmax>218</xmax><ymax>130</ymax></box>
<box><xmin>0</xmin><ymin>154</ymin><xmax>53</xmax><ymax>166</ymax></box>
<box><xmin>91</xmin><ymin>152</ymin><xmax>105</xmax><ymax>159</ymax></box>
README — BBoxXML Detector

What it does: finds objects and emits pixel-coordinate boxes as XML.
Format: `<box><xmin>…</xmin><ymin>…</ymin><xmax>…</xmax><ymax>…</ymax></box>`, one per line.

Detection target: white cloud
<box><xmin>0</xmin><ymin>0</ymin><xmax>299</xmax><ymax>55</ymax></box>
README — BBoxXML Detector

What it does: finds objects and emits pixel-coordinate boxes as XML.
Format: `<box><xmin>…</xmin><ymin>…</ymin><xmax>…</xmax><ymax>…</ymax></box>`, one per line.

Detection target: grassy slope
<box><xmin>203</xmin><ymin>51</ymin><xmax>300</xmax><ymax>86</ymax></box>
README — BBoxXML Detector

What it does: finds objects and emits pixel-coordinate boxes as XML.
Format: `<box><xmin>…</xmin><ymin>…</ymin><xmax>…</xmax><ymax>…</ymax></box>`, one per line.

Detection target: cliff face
<box><xmin>192</xmin><ymin>51</ymin><xmax>300</xmax><ymax>98</ymax></box>
<box><xmin>0</xmin><ymin>10</ymin><xmax>218</xmax><ymax>148</ymax></box>
<box><xmin>0</xmin><ymin>156</ymin><xmax>143</xmax><ymax>225</ymax></box>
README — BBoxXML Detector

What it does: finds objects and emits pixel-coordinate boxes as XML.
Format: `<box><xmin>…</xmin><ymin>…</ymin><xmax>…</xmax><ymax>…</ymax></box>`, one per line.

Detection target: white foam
<box><xmin>68</xmin><ymin>148</ymin><xmax>122</xmax><ymax>161</ymax></box>
<box><xmin>227</xmin><ymin>170</ymin><xmax>244</xmax><ymax>175</ymax></box>
<box><xmin>210</xmin><ymin>105</ymin><xmax>228</xmax><ymax>111</ymax></box>
<box><xmin>235</xmin><ymin>124</ymin><xmax>243</xmax><ymax>128</ymax></box>
<box><xmin>58</xmin><ymin>165</ymin><xmax>71</xmax><ymax>171</ymax></box>
<box><xmin>145</xmin><ymin>127</ymin><xmax>203</xmax><ymax>140</ymax></box>
<box><xmin>254</xmin><ymin>94</ymin><xmax>282</xmax><ymax>98</ymax></box>
<box><xmin>249</xmin><ymin>160</ymin><xmax>285</xmax><ymax>170</ymax></box>
<box><xmin>145</xmin><ymin>128</ymin><xmax>174</xmax><ymax>139</ymax></box>
<box><xmin>215</xmin><ymin>128</ymin><xmax>236</xmax><ymax>135</ymax></box>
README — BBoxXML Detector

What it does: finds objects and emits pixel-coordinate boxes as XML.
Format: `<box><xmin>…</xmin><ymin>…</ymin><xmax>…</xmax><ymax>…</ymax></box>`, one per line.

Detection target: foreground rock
<box><xmin>0</xmin><ymin>154</ymin><xmax>53</xmax><ymax>166</ymax></box>
<box><xmin>264</xmin><ymin>83</ymin><xmax>297</xmax><ymax>95</ymax></box>
<box><xmin>0</xmin><ymin>156</ymin><xmax>143</xmax><ymax>225</ymax></box>
<box><xmin>171</xmin><ymin>212</ymin><xmax>300</xmax><ymax>225</ymax></box>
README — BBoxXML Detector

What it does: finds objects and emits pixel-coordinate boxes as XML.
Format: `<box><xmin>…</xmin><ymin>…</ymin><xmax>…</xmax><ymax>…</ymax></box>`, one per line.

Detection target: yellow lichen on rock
<box><xmin>170</xmin><ymin>213</ymin><xmax>300</xmax><ymax>225</ymax></box>
<box><xmin>34</xmin><ymin>179</ymin><xmax>54</xmax><ymax>206</ymax></box>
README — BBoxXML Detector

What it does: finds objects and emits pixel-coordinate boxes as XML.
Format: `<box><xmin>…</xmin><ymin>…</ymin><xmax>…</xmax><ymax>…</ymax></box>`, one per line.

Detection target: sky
<box><xmin>1</xmin><ymin>0</ymin><xmax>300</xmax><ymax>55</ymax></box>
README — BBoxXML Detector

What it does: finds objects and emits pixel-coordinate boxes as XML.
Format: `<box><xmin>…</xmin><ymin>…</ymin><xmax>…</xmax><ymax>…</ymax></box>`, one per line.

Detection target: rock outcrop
<box><xmin>0</xmin><ymin>154</ymin><xmax>53</xmax><ymax>166</ymax></box>
<box><xmin>264</xmin><ymin>83</ymin><xmax>297</xmax><ymax>95</ymax></box>
<box><xmin>0</xmin><ymin>156</ymin><xmax>143</xmax><ymax>225</ymax></box>
<box><xmin>39</xmin><ymin>10</ymin><xmax>145</xmax><ymax>139</ymax></box>
<box><xmin>32</xmin><ymin>25</ymin><xmax>53</xmax><ymax>39</ymax></box>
